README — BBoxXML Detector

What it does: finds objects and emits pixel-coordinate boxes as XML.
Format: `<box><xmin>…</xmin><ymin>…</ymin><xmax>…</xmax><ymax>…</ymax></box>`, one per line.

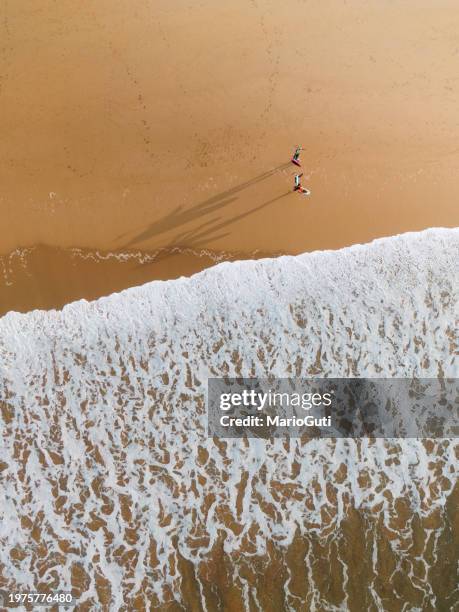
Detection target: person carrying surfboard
<box><xmin>293</xmin><ymin>173</ymin><xmax>310</xmax><ymax>196</ymax></box>
<box><xmin>292</xmin><ymin>146</ymin><xmax>303</xmax><ymax>166</ymax></box>
<box><xmin>294</xmin><ymin>173</ymin><xmax>303</xmax><ymax>190</ymax></box>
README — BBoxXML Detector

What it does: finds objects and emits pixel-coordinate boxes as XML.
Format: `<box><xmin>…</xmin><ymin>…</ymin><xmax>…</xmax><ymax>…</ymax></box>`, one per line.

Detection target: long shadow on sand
<box><xmin>123</xmin><ymin>162</ymin><xmax>292</xmax><ymax>248</ymax></box>
<box><xmin>132</xmin><ymin>189</ymin><xmax>292</xmax><ymax>270</ymax></box>
<box><xmin>172</xmin><ymin>190</ymin><xmax>292</xmax><ymax>249</ymax></box>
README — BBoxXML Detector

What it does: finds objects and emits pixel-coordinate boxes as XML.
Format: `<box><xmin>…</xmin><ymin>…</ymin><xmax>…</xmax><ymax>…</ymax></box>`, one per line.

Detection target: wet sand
<box><xmin>0</xmin><ymin>245</ymin><xmax>281</xmax><ymax>315</ymax></box>
<box><xmin>1</xmin><ymin>1</ymin><xmax>459</xmax><ymax>312</ymax></box>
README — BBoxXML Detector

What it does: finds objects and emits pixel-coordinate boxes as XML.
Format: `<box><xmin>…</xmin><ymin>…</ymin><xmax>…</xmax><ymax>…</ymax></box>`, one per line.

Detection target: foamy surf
<box><xmin>0</xmin><ymin>228</ymin><xmax>457</xmax><ymax>610</ymax></box>
<box><xmin>0</xmin><ymin>244</ymin><xmax>286</xmax><ymax>316</ymax></box>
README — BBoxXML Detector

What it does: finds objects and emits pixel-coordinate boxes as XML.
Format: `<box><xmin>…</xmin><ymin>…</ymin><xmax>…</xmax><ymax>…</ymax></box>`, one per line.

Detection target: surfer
<box><xmin>292</xmin><ymin>146</ymin><xmax>303</xmax><ymax>166</ymax></box>
<box><xmin>293</xmin><ymin>173</ymin><xmax>303</xmax><ymax>191</ymax></box>
<box><xmin>293</xmin><ymin>173</ymin><xmax>310</xmax><ymax>196</ymax></box>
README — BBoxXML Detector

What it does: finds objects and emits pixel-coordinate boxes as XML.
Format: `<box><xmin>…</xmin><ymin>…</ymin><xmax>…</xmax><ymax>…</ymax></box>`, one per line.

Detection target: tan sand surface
<box><xmin>1</xmin><ymin>0</ymin><xmax>459</xmax><ymax>311</ymax></box>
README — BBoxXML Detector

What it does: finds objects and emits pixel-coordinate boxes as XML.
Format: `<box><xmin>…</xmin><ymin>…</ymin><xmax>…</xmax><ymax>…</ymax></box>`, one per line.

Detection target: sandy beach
<box><xmin>1</xmin><ymin>4</ymin><xmax>458</xmax><ymax>608</ymax></box>
<box><xmin>1</xmin><ymin>0</ymin><xmax>459</xmax><ymax>312</ymax></box>
<box><xmin>1</xmin><ymin>3</ymin><xmax>458</xmax><ymax>608</ymax></box>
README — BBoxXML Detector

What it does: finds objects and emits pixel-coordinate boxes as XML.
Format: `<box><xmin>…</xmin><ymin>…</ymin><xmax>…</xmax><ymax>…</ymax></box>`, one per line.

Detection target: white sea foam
<box><xmin>0</xmin><ymin>228</ymin><xmax>457</xmax><ymax>609</ymax></box>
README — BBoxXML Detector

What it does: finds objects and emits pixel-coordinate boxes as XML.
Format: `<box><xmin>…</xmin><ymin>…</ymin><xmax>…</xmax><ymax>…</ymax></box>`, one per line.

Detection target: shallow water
<box><xmin>0</xmin><ymin>229</ymin><xmax>457</xmax><ymax>610</ymax></box>
<box><xmin>0</xmin><ymin>244</ymin><xmax>272</xmax><ymax>316</ymax></box>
